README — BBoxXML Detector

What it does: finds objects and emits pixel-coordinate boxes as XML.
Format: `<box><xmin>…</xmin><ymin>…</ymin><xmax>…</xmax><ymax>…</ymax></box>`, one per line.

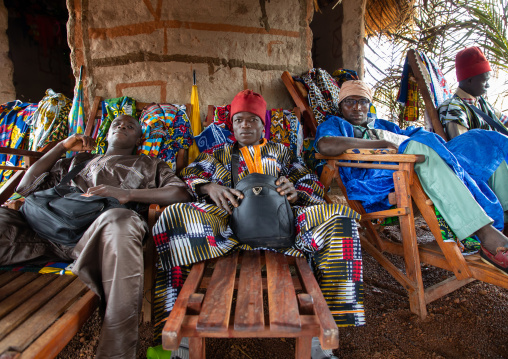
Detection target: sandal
<box><xmin>480</xmin><ymin>245</ymin><xmax>508</xmax><ymax>276</ymax></box>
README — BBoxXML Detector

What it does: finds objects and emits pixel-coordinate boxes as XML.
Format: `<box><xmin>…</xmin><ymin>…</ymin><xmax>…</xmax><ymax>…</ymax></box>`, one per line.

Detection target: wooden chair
<box><xmin>0</xmin><ymin>109</ymin><xmax>100</xmax><ymax>359</ymax></box>
<box><xmin>156</xmin><ymin>105</ymin><xmax>339</xmax><ymax>358</ymax></box>
<box><xmin>281</xmin><ymin>68</ymin><xmax>508</xmax><ymax>320</ymax></box>
<box><xmin>0</xmin><ymin>96</ymin><xmax>193</xmax><ymax>357</ymax></box>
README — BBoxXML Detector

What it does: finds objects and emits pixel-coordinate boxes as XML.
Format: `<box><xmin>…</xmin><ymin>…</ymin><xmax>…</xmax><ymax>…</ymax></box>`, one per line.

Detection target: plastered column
<box><xmin>0</xmin><ymin>0</ymin><xmax>16</xmax><ymax>103</ymax></box>
<box><xmin>342</xmin><ymin>0</ymin><xmax>367</xmax><ymax>79</ymax></box>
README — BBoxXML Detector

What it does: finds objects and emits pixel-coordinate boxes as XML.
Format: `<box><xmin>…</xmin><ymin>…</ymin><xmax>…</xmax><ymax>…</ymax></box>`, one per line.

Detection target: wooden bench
<box><xmin>161</xmin><ymin>250</ymin><xmax>338</xmax><ymax>359</ymax></box>
<box><xmin>0</xmin><ymin>270</ymin><xmax>98</xmax><ymax>359</ymax></box>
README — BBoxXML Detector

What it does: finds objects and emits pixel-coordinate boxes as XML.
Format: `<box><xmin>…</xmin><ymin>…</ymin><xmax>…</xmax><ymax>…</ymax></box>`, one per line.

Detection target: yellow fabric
<box><xmin>239</xmin><ymin>138</ymin><xmax>267</xmax><ymax>174</ymax></box>
<box><xmin>188</xmin><ymin>84</ymin><xmax>202</xmax><ymax>163</ymax></box>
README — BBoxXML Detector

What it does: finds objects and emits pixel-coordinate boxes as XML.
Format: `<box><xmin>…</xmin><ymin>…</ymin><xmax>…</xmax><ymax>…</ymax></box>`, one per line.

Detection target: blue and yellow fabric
<box><xmin>26</xmin><ymin>89</ymin><xmax>71</xmax><ymax>151</ymax></box>
<box><xmin>94</xmin><ymin>96</ymin><xmax>137</xmax><ymax>154</ymax></box>
<box><xmin>0</xmin><ymin>101</ymin><xmax>37</xmax><ymax>188</ymax></box>
<box><xmin>0</xmin><ymin>261</ymin><xmax>74</xmax><ymax>276</ymax></box>
<box><xmin>137</xmin><ymin>104</ymin><xmax>193</xmax><ymax>169</ymax></box>
<box><xmin>67</xmin><ymin>66</ymin><xmax>85</xmax><ymax>157</ymax></box>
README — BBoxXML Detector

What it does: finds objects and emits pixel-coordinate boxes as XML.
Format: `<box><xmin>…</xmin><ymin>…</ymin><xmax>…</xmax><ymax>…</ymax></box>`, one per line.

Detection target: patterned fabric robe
<box><xmin>152</xmin><ymin>139</ymin><xmax>365</xmax><ymax>340</ymax></box>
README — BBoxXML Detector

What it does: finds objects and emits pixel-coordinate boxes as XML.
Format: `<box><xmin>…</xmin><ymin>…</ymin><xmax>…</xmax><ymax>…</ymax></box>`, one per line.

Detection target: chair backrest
<box><xmin>407</xmin><ymin>49</ymin><xmax>449</xmax><ymax>141</ymax></box>
<box><xmin>281</xmin><ymin>71</ymin><xmax>318</xmax><ymax>137</ymax></box>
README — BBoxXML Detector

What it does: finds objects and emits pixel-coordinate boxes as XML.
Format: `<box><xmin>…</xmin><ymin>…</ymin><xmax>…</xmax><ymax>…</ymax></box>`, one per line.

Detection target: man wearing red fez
<box><xmin>438</xmin><ymin>46</ymin><xmax>508</xmax><ymax>138</ymax></box>
<box><xmin>153</xmin><ymin>89</ymin><xmax>364</xmax><ymax>358</ymax></box>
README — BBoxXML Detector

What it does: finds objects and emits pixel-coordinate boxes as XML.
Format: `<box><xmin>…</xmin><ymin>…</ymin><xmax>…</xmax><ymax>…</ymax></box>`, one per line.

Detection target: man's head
<box><xmin>456</xmin><ymin>46</ymin><xmax>492</xmax><ymax>97</ymax></box>
<box><xmin>230</xmin><ymin>90</ymin><xmax>267</xmax><ymax>147</ymax></box>
<box><xmin>338</xmin><ymin>80</ymin><xmax>373</xmax><ymax>127</ymax></box>
<box><xmin>107</xmin><ymin>114</ymin><xmax>143</xmax><ymax>150</ymax></box>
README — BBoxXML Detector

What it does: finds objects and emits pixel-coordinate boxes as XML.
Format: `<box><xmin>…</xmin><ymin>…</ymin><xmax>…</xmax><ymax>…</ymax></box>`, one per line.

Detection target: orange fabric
<box><xmin>239</xmin><ymin>139</ymin><xmax>267</xmax><ymax>174</ymax></box>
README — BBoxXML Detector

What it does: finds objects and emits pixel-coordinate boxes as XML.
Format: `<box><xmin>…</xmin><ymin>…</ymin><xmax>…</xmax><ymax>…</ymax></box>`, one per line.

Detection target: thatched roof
<box><xmin>314</xmin><ymin>0</ymin><xmax>415</xmax><ymax>36</ymax></box>
<box><xmin>365</xmin><ymin>0</ymin><xmax>415</xmax><ymax>36</ymax></box>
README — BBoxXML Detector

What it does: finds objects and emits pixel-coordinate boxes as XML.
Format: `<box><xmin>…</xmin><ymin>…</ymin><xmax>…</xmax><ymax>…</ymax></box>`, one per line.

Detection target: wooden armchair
<box><xmin>281</xmin><ymin>67</ymin><xmax>508</xmax><ymax>320</ymax></box>
<box><xmin>0</xmin><ymin>114</ymin><xmax>99</xmax><ymax>358</ymax></box>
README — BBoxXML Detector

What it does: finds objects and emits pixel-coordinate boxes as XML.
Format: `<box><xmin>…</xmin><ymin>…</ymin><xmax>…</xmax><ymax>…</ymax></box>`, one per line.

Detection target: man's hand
<box><xmin>200</xmin><ymin>183</ymin><xmax>243</xmax><ymax>214</ymax></box>
<box><xmin>276</xmin><ymin>176</ymin><xmax>298</xmax><ymax>204</ymax></box>
<box><xmin>61</xmin><ymin>134</ymin><xmax>96</xmax><ymax>152</ymax></box>
<box><xmin>87</xmin><ymin>185</ymin><xmax>131</xmax><ymax>204</ymax></box>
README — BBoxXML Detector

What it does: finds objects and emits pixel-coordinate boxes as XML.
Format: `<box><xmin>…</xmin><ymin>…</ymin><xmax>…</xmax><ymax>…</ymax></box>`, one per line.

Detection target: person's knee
<box><xmin>93</xmin><ymin>208</ymin><xmax>147</xmax><ymax>246</ymax></box>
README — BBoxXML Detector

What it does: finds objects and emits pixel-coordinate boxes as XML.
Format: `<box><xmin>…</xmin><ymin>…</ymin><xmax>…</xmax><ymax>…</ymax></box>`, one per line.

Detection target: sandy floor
<box><xmin>57</xmin><ymin>217</ymin><xmax>508</xmax><ymax>359</ymax></box>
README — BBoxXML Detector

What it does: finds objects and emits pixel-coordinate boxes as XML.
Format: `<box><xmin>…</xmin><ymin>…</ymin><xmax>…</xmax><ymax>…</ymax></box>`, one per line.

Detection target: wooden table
<box><xmin>162</xmin><ymin>250</ymin><xmax>339</xmax><ymax>359</ymax></box>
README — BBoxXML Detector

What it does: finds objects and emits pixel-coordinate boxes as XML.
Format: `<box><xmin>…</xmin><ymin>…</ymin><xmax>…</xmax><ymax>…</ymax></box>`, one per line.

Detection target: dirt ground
<box><xmin>57</xmin><ymin>217</ymin><xmax>508</xmax><ymax>359</ymax></box>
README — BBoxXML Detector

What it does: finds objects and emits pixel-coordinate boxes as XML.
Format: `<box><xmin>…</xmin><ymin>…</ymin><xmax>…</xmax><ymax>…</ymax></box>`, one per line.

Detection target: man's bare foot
<box><xmin>475</xmin><ymin>224</ymin><xmax>508</xmax><ymax>254</ymax></box>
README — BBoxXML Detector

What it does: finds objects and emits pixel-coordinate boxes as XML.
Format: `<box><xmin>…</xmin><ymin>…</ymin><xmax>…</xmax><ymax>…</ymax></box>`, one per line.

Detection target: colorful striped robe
<box><xmin>152</xmin><ymin>140</ymin><xmax>365</xmax><ymax>340</ymax></box>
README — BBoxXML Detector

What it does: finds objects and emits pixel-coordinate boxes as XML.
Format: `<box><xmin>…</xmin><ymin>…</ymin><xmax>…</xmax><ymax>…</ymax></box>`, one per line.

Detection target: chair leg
<box><xmin>394</xmin><ymin>170</ymin><xmax>427</xmax><ymax>319</ymax></box>
<box><xmin>190</xmin><ymin>337</ymin><xmax>205</xmax><ymax>359</ymax></box>
<box><xmin>295</xmin><ymin>337</ymin><xmax>312</xmax><ymax>359</ymax></box>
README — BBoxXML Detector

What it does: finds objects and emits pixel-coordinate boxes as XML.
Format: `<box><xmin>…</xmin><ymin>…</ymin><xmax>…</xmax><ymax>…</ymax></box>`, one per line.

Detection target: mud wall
<box><xmin>67</xmin><ymin>0</ymin><xmax>315</xmax><ymax>114</ymax></box>
<box><xmin>0</xmin><ymin>0</ymin><xmax>15</xmax><ymax>104</ymax></box>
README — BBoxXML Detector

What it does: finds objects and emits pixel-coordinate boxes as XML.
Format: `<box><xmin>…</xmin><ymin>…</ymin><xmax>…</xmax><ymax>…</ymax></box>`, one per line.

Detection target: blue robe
<box><xmin>315</xmin><ymin>115</ymin><xmax>508</xmax><ymax>229</ymax></box>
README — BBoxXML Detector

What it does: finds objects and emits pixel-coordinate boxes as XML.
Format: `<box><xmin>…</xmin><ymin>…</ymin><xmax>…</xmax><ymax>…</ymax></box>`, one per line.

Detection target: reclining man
<box><xmin>315</xmin><ymin>80</ymin><xmax>508</xmax><ymax>275</ymax></box>
<box><xmin>438</xmin><ymin>46</ymin><xmax>508</xmax><ymax>139</ymax></box>
<box><xmin>0</xmin><ymin>114</ymin><xmax>192</xmax><ymax>358</ymax></box>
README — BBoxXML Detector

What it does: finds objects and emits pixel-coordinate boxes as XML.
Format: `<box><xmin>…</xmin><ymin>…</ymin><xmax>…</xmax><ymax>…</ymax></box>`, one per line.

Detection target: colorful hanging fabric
<box><xmin>270</xmin><ymin>108</ymin><xmax>290</xmax><ymax>147</ymax></box>
<box><xmin>332</xmin><ymin>68</ymin><xmax>360</xmax><ymax>87</ymax></box>
<box><xmin>137</xmin><ymin>104</ymin><xmax>193</xmax><ymax>169</ymax></box>
<box><xmin>194</xmin><ymin>123</ymin><xmax>235</xmax><ymax>154</ymax></box>
<box><xmin>0</xmin><ymin>101</ymin><xmax>36</xmax><ymax>188</ymax></box>
<box><xmin>94</xmin><ymin>97</ymin><xmax>136</xmax><ymax>154</ymax></box>
<box><xmin>418</xmin><ymin>51</ymin><xmax>453</xmax><ymax>107</ymax></box>
<box><xmin>403</xmin><ymin>77</ymin><xmax>419</xmax><ymax>122</ymax></box>
<box><xmin>67</xmin><ymin>66</ymin><xmax>85</xmax><ymax>157</ymax></box>
<box><xmin>27</xmin><ymin>89</ymin><xmax>71</xmax><ymax>151</ymax></box>
<box><xmin>285</xmin><ymin>109</ymin><xmax>304</xmax><ymax>160</ymax></box>
<box><xmin>300</xmin><ymin>68</ymin><xmax>341</xmax><ymax>125</ymax></box>
<box><xmin>213</xmin><ymin>104</ymin><xmax>233</xmax><ymax>131</ymax></box>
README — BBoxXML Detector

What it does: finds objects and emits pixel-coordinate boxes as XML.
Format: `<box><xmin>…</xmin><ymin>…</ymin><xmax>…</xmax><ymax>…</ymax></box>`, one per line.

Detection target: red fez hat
<box><xmin>230</xmin><ymin>90</ymin><xmax>267</xmax><ymax>124</ymax></box>
<box><xmin>456</xmin><ymin>46</ymin><xmax>492</xmax><ymax>82</ymax></box>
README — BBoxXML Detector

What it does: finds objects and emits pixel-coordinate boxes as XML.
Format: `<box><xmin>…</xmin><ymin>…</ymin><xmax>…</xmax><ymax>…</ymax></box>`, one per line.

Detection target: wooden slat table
<box><xmin>162</xmin><ymin>250</ymin><xmax>339</xmax><ymax>359</ymax></box>
<box><xmin>0</xmin><ymin>271</ymin><xmax>98</xmax><ymax>359</ymax></box>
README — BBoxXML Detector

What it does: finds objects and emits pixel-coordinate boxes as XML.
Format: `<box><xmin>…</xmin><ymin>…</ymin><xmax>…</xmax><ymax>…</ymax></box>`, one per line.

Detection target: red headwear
<box><xmin>230</xmin><ymin>90</ymin><xmax>267</xmax><ymax>124</ymax></box>
<box><xmin>456</xmin><ymin>46</ymin><xmax>492</xmax><ymax>82</ymax></box>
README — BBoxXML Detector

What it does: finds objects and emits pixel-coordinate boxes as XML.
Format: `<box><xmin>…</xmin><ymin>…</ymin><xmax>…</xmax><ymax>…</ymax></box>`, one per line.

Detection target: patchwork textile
<box><xmin>94</xmin><ymin>97</ymin><xmax>136</xmax><ymax>154</ymax></box>
<box><xmin>27</xmin><ymin>89</ymin><xmax>71</xmax><ymax>151</ymax></box>
<box><xmin>435</xmin><ymin>207</ymin><xmax>480</xmax><ymax>255</ymax></box>
<box><xmin>301</xmin><ymin>68</ymin><xmax>341</xmax><ymax>125</ymax></box>
<box><xmin>137</xmin><ymin>104</ymin><xmax>193</xmax><ymax>169</ymax></box>
<box><xmin>0</xmin><ymin>101</ymin><xmax>36</xmax><ymax>187</ymax></box>
<box><xmin>152</xmin><ymin>141</ymin><xmax>365</xmax><ymax>342</ymax></box>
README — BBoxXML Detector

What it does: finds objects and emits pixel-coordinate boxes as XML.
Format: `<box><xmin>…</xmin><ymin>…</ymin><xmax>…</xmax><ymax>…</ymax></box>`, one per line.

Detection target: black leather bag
<box><xmin>229</xmin><ymin>145</ymin><xmax>295</xmax><ymax>248</ymax></box>
<box><xmin>20</xmin><ymin>159</ymin><xmax>125</xmax><ymax>246</ymax></box>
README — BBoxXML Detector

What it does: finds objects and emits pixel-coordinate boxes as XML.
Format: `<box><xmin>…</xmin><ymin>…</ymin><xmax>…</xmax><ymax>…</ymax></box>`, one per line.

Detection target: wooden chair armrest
<box><xmin>148</xmin><ymin>204</ymin><xmax>166</xmax><ymax>227</ymax></box>
<box><xmin>0</xmin><ymin>147</ymin><xmax>46</xmax><ymax>158</ymax></box>
<box><xmin>316</xmin><ymin>150</ymin><xmax>425</xmax><ymax>164</ymax></box>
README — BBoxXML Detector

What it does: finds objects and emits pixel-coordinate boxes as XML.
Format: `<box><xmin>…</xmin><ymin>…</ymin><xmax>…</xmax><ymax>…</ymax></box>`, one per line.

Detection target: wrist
<box><xmin>56</xmin><ymin>141</ymin><xmax>70</xmax><ymax>153</ymax></box>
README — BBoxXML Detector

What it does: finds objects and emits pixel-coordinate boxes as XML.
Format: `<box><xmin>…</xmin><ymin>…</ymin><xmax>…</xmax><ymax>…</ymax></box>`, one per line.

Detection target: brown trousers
<box><xmin>0</xmin><ymin>207</ymin><xmax>147</xmax><ymax>359</ymax></box>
